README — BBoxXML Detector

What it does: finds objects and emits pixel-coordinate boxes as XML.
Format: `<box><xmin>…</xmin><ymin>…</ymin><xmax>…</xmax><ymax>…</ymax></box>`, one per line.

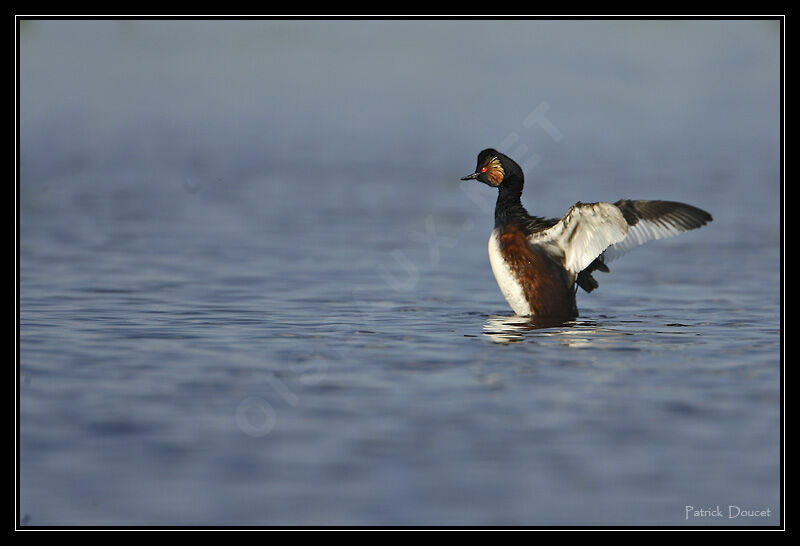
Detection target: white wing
<box><xmin>602</xmin><ymin>200</ymin><xmax>713</xmax><ymax>262</ymax></box>
<box><xmin>529</xmin><ymin>202</ymin><xmax>629</xmax><ymax>276</ymax></box>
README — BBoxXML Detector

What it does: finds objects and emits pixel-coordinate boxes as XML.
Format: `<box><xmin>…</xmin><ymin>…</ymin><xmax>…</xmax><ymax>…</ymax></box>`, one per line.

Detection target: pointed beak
<box><xmin>460</xmin><ymin>172</ymin><xmax>480</xmax><ymax>181</ymax></box>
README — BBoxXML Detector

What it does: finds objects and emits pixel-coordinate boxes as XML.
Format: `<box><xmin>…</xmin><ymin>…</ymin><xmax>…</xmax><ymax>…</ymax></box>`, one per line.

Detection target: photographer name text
<box><xmin>685</xmin><ymin>505</ymin><xmax>773</xmax><ymax>520</ymax></box>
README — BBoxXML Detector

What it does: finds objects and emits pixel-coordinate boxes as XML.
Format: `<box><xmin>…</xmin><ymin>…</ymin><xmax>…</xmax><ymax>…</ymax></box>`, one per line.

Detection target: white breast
<box><xmin>488</xmin><ymin>229</ymin><xmax>532</xmax><ymax>316</ymax></box>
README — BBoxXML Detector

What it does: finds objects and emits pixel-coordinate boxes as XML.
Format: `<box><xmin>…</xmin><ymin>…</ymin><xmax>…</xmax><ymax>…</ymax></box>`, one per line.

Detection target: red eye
<box><xmin>481</xmin><ymin>167</ymin><xmax>487</xmax><ymax>173</ymax></box>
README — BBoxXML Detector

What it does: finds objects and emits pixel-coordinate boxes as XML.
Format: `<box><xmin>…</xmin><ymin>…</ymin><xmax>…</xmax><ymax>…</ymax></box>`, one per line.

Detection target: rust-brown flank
<box><xmin>498</xmin><ymin>224</ymin><xmax>578</xmax><ymax>318</ymax></box>
<box><xmin>482</xmin><ymin>156</ymin><xmax>505</xmax><ymax>187</ymax></box>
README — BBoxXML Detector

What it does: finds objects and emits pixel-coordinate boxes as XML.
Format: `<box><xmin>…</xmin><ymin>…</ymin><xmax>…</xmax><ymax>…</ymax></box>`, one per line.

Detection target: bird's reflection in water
<box><xmin>482</xmin><ymin>314</ymin><xmax>577</xmax><ymax>343</ymax></box>
<box><xmin>482</xmin><ymin>314</ymin><xmax>626</xmax><ymax>346</ymax></box>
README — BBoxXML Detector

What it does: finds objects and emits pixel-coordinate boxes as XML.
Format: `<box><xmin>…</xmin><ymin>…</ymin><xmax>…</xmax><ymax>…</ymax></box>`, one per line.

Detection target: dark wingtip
<box><xmin>614</xmin><ymin>199</ymin><xmax>713</xmax><ymax>230</ymax></box>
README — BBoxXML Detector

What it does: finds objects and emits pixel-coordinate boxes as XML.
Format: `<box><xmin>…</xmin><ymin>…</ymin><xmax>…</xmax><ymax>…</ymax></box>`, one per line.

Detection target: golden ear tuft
<box><xmin>481</xmin><ymin>156</ymin><xmax>505</xmax><ymax>186</ymax></box>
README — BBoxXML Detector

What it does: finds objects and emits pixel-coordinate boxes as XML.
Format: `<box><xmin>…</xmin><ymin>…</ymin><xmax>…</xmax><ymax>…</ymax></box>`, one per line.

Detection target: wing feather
<box><xmin>528</xmin><ymin>199</ymin><xmax>713</xmax><ymax>278</ymax></box>
<box><xmin>603</xmin><ymin>200</ymin><xmax>712</xmax><ymax>262</ymax></box>
<box><xmin>527</xmin><ymin>199</ymin><xmax>712</xmax><ymax>280</ymax></box>
<box><xmin>529</xmin><ymin>202</ymin><xmax>629</xmax><ymax>275</ymax></box>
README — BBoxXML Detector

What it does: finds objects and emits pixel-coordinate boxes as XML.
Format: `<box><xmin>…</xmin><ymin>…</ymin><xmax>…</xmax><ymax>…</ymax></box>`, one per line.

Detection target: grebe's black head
<box><xmin>460</xmin><ymin>148</ymin><xmax>523</xmax><ymax>188</ymax></box>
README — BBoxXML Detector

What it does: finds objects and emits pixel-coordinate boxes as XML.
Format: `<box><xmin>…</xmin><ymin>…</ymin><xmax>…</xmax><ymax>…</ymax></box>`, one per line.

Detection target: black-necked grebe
<box><xmin>461</xmin><ymin>148</ymin><xmax>713</xmax><ymax>317</ymax></box>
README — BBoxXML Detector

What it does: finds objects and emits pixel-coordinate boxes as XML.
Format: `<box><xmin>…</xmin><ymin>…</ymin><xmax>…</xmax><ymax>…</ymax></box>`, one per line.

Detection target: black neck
<box><xmin>494</xmin><ymin>175</ymin><xmax>529</xmax><ymax>226</ymax></box>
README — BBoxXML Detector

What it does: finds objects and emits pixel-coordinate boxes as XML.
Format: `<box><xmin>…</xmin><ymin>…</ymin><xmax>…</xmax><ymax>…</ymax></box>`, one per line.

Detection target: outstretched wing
<box><xmin>528</xmin><ymin>199</ymin><xmax>713</xmax><ymax>285</ymax></box>
<box><xmin>603</xmin><ymin>200</ymin><xmax>713</xmax><ymax>262</ymax></box>
<box><xmin>528</xmin><ymin>201</ymin><xmax>629</xmax><ymax>276</ymax></box>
